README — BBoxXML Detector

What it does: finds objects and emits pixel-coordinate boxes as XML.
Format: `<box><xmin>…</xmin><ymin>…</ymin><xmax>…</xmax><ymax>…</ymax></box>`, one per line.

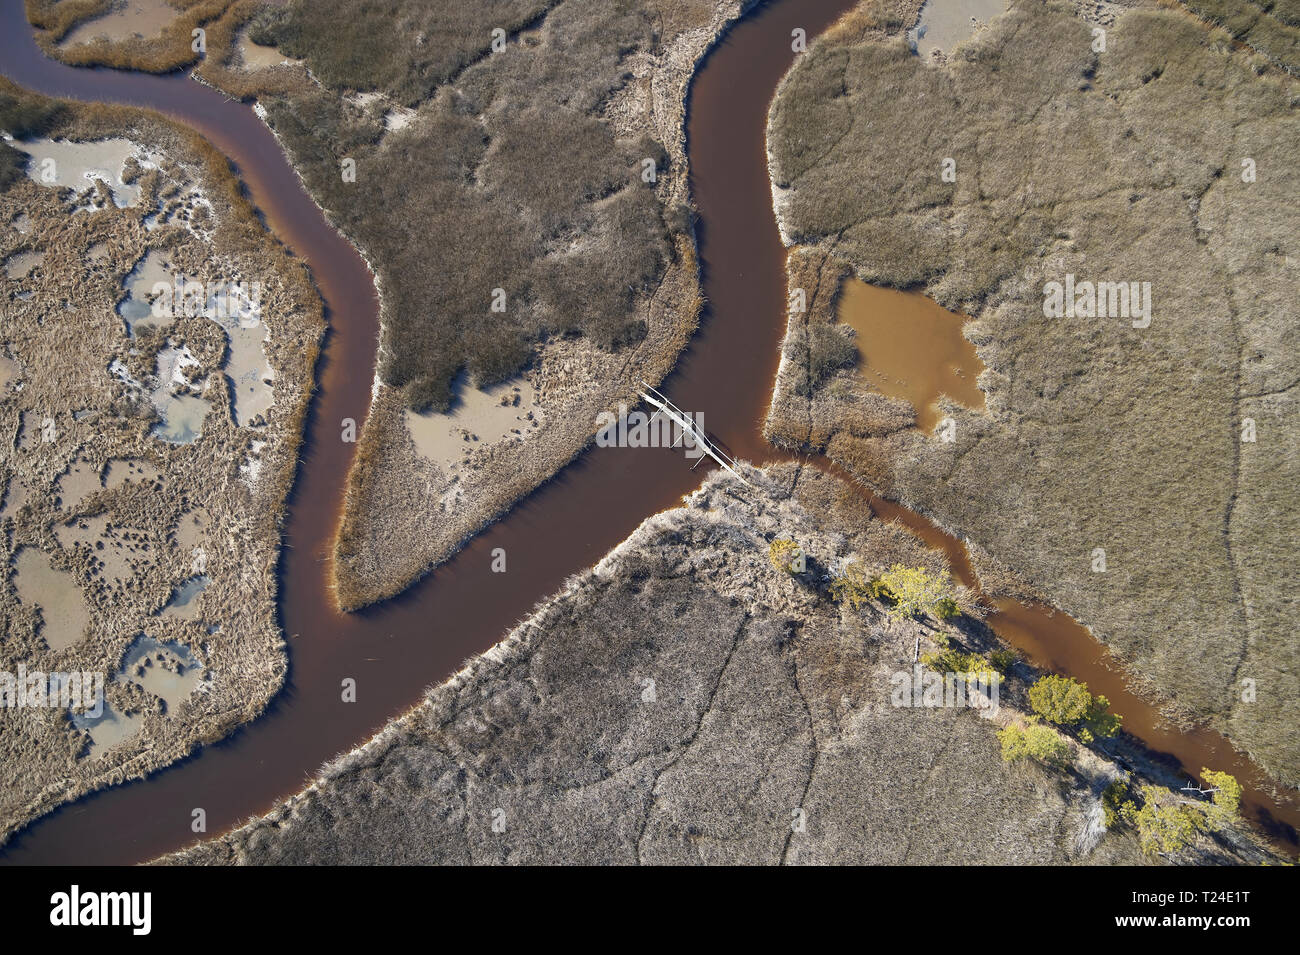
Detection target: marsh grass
<box><xmin>253</xmin><ymin>1</ymin><xmax>678</xmax><ymax>412</ymax></box>
<box><xmin>0</xmin><ymin>80</ymin><xmax>323</xmax><ymax>842</ymax></box>
<box><xmin>165</xmin><ymin>464</ymin><xmax>1280</xmax><ymax>865</ymax></box>
<box><xmin>767</xmin><ymin>0</ymin><xmax>1300</xmax><ymax>786</ymax></box>
<box><xmin>255</xmin><ymin>0</ymin><xmax>558</xmax><ymax>107</ymax></box>
<box><xmin>0</xmin><ymin>88</ymin><xmax>66</xmax><ymax>190</ymax></box>
<box><xmin>1177</xmin><ymin>0</ymin><xmax>1300</xmax><ymax>72</ymax></box>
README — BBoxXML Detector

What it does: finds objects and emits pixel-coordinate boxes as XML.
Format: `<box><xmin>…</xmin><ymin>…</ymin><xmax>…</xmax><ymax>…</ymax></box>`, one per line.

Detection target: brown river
<box><xmin>0</xmin><ymin>0</ymin><xmax>1295</xmax><ymax>862</ymax></box>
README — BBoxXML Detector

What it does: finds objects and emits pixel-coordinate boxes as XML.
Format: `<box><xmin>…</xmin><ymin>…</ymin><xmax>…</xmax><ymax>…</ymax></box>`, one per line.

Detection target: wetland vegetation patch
<box><xmin>0</xmin><ymin>81</ymin><xmax>322</xmax><ymax>843</ymax></box>
<box><xmin>766</xmin><ymin>0</ymin><xmax>1300</xmax><ymax>787</ymax></box>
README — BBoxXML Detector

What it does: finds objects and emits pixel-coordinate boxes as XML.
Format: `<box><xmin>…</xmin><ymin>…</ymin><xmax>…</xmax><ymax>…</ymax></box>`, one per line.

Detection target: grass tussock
<box><xmin>0</xmin><ymin>87</ymin><xmax>66</xmax><ymax>190</ymax></box>
<box><xmin>1176</xmin><ymin>0</ymin><xmax>1300</xmax><ymax>73</ymax></box>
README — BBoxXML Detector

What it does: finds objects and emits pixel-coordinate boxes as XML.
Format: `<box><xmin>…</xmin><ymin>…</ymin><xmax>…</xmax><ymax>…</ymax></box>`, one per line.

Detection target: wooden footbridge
<box><xmin>638</xmin><ymin>382</ymin><xmax>752</xmax><ymax>488</ymax></box>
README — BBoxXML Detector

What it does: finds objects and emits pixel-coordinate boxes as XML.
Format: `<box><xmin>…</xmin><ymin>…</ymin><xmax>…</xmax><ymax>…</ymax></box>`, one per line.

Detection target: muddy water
<box><xmin>909</xmin><ymin>0</ymin><xmax>1007</xmax><ymax>59</ymax></box>
<box><xmin>11</xmin><ymin>547</ymin><xmax>91</xmax><ymax>651</ymax></box>
<box><xmin>866</xmin><ymin>487</ymin><xmax>1300</xmax><ymax>846</ymax></box>
<box><xmin>836</xmin><ymin>278</ymin><xmax>985</xmax><ymax>432</ymax></box>
<box><xmin>836</xmin><ymin>272</ymin><xmax>1300</xmax><ymax>844</ymax></box>
<box><xmin>405</xmin><ymin>374</ymin><xmax>537</xmax><ymax>470</ymax></box>
<box><xmin>0</xmin><ymin>0</ymin><xmax>1295</xmax><ymax>862</ymax></box>
<box><xmin>0</xmin><ymin>0</ymin><xmax>859</xmax><ymax>864</ymax></box>
<box><xmin>58</xmin><ymin>0</ymin><xmax>179</xmax><ymax>50</ymax></box>
<box><xmin>12</xmin><ymin>136</ymin><xmax>144</xmax><ymax>206</ymax></box>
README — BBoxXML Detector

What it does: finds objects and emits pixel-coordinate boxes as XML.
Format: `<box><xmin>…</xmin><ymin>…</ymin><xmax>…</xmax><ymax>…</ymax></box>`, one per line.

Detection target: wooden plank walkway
<box><xmin>638</xmin><ymin>382</ymin><xmax>752</xmax><ymax>487</ymax></box>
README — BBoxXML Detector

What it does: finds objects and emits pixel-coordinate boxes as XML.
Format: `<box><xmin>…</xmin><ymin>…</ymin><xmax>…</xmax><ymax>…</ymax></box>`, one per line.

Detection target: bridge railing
<box><xmin>637</xmin><ymin>382</ymin><xmax>752</xmax><ymax>488</ymax></box>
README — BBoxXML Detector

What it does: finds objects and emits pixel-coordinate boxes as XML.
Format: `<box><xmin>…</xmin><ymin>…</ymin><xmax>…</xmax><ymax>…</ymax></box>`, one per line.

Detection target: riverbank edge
<box><xmin>0</xmin><ymin>91</ymin><xmax>325</xmax><ymax>846</ymax></box>
<box><xmin>319</xmin><ymin>0</ymin><xmax>762</xmax><ymax>612</ymax></box>
<box><xmin>758</xmin><ymin>0</ymin><xmax>1300</xmax><ymax>803</ymax></box>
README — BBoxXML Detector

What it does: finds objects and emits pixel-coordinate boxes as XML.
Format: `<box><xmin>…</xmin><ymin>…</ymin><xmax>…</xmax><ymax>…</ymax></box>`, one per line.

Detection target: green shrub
<box><xmin>1028</xmin><ymin>674</ymin><xmax>1121</xmax><ymax>743</ymax></box>
<box><xmin>768</xmin><ymin>539</ymin><xmax>805</xmax><ymax>575</ymax></box>
<box><xmin>1102</xmin><ymin>778</ymin><xmax>1130</xmax><ymax>828</ymax></box>
<box><xmin>933</xmin><ymin>596</ymin><xmax>960</xmax><ymax>620</ymax></box>
<box><xmin>999</xmin><ymin>722</ymin><xmax>1072</xmax><ymax>768</ymax></box>
<box><xmin>875</xmin><ymin>564</ymin><xmax>959</xmax><ymax>621</ymax></box>
<box><xmin>1122</xmin><ymin>786</ymin><xmax>1207</xmax><ymax>855</ymax></box>
<box><xmin>828</xmin><ymin>561</ymin><xmax>884</xmax><ymax>609</ymax></box>
<box><xmin>1201</xmin><ymin>769</ymin><xmax>1243</xmax><ymax>830</ymax></box>
<box><xmin>989</xmin><ymin>649</ymin><xmax>1019</xmax><ymax>673</ymax></box>
<box><xmin>1028</xmin><ymin>674</ymin><xmax>1091</xmax><ymax>725</ymax></box>
<box><xmin>921</xmin><ymin>648</ymin><xmax>1001</xmax><ymax>684</ymax></box>
<box><xmin>1117</xmin><ymin>769</ymin><xmax>1242</xmax><ymax>855</ymax></box>
<box><xmin>1080</xmin><ymin>694</ymin><xmax>1122</xmax><ymax>744</ymax></box>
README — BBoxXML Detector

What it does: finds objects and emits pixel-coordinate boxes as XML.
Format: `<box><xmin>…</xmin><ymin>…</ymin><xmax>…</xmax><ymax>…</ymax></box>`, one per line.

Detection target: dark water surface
<box><xmin>0</xmin><ymin>0</ymin><xmax>1294</xmax><ymax>861</ymax></box>
<box><xmin>0</xmin><ymin>0</ymin><xmax>857</xmax><ymax>864</ymax></box>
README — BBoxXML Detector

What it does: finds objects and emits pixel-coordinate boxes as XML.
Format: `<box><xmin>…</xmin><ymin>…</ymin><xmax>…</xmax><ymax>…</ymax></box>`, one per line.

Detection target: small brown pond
<box><xmin>837</xmin><ymin>277</ymin><xmax>985</xmax><ymax>432</ymax></box>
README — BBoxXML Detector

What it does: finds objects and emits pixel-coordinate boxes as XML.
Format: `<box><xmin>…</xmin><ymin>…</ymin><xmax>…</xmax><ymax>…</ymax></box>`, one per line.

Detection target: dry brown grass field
<box><xmin>165</xmin><ymin>464</ymin><xmax>1277</xmax><ymax>864</ymax></box>
<box><xmin>766</xmin><ymin>0</ymin><xmax>1300</xmax><ymax>788</ymax></box>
